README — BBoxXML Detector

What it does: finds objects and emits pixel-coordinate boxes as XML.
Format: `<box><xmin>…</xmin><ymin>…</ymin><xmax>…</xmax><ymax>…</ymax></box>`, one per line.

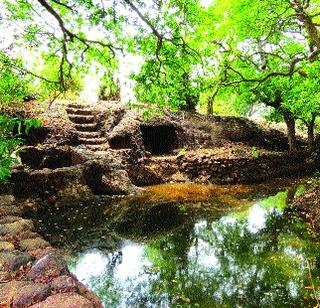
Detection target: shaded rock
<box><xmin>25</xmin><ymin>126</ymin><xmax>50</xmax><ymax>145</ymax></box>
<box><xmin>20</xmin><ymin>147</ymin><xmax>44</xmax><ymax>169</ymax></box>
<box><xmin>83</xmin><ymin>161</ymin><xmax>137</xmax><ymax>195</ymax></box>
<box><xmin>20</xmin><ymin>146</ymin><xmax>73</xmax><ymax>170</ymax></box>
<box><xmin>27</xmin><ymin>247</ymin><xmax>57</xmax><ymax>260</ymax></box>
<box><xmin>10</xmin><ymin>166</ymin><xmax>82</xmax><ymax>198</ymax></box>
<box><xmin>12</xmin><ymin>283</ymin><xmax>50</xmax><ymax>308</ymax></box>
<box><xmin>40</xmin><ymin>147</ymin><xmax>72</xmax><ymax>169</ymax></box>
<box><xmin>141</xmin><ymin>124</ymin><xmax>178</xmax><ymax>155</ymax></box>
<box><xmin>290</xmin><ymin>187</ymin><xmax>320</xmax><ymax>234</ymax></box>
<box><xmin>19</xmin><ymin>238</ymin><xmax>50</xmax><ymax>252</ymax></box>
<box><xmin>70</xmin><ymin>149</ymin><xmax>88</xmax><ymax>165</ymax></box>
<box><xmin>19</xmin><ymin>231</ymin><xmax>41</xmax><ymax>241</ymax></box>
<box><xmin>127</xmin><ymin>164</ymin><xmax>164</xmax><ymax>186</ymax></box>
<box><xmin>82</xmin><ymin>161</ymin><xmax>104</xmax><ymax>194</ymax></box>
<box><xmin>101</xmin><ymin>170</ymin><xmax>137</xmax><ymax>195</ymax></box>
<box><xmin>109</xmin><ymin>133</ymin><xmax>132</xmax><ymax>149</ymax></box>
<box><xmin>27</xmin><ymin>253</ymin><xmax>68</xmax><ymax>283</ymax></box>
<box><xmin>50</xmin><ymin>275</ymin><xmax>78</xmax><ymax>294</ymax></box>
<box><xmin>29</xmin><ymin>292</ymin><xmax>95</xmax><ymax>308</ymax></box>
<box><xmin>0</xmin><ymin>250</ymin><xmax>33</xmax><ymax>271</ymax></box>
<box><xmin>76</xmin><ymin>279</ymin><xmax>103</xmax><ymax>308</ymax></box>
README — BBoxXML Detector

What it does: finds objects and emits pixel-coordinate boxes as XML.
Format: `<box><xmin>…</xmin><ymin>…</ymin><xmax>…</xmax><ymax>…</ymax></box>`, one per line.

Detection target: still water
<box><xmin>34</xmin><ymin>182</ymin><xmax>320</xmax><ymax>307</ymax></box>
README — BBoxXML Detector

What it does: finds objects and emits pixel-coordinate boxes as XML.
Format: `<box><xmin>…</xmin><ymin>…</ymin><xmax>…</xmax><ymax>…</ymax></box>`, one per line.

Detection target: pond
<box><xmin>32</xmin><ymin>180</ymin><xmax>320</xmax><ymax>307</ymax></box>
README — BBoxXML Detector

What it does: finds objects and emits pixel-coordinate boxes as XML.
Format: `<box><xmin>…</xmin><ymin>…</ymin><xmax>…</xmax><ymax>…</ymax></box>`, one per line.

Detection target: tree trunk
<box><xmin>307</xmin><ymin>114</ymin><xmax>316</xmax><ymax>150</ymax></box>
<box><xmin>283</xmin><ymin>111</ymin><xmax>296</xmax><ymax>151</ymax></box>
<box><xmin>207</xmin><ymin>89</ymin><xmax>218</xmax><ymax>115</ymax></box>
<box><xmin>182</xmin><ymin>95</ymin><xmax>197</xmax><ymax>112</ymax></box>
<box><xmin>207</xmin><ymin>98</ymin><xmax>213</xmax><ymax>115</ymax></box>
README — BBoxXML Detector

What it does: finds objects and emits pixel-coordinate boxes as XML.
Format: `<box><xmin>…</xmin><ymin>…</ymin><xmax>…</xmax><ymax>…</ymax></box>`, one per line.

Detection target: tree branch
<box><xmin>49</xmin><ymin>0</ymin><xmax>74</xmax><ymax>11</ymax></box>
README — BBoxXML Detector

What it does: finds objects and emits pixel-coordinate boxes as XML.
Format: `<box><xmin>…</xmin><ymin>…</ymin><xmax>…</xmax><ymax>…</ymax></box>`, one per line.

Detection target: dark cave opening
<box><xmin>109</xmin><ymin>134</ymin><xmax>131</xmax><ymax>149</ymax></box>
<box><xmin>141</xmin><ymin>125</ymin><xmax>177</xmax><ymax>155</ymax></box>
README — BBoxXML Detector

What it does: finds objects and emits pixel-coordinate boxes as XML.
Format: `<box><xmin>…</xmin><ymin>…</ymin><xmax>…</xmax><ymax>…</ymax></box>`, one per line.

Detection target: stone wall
<box><xmin>178</xmin><ymin>151</ymin><xmax>314</xmax><ymax>184</ymax></box>
<box><xmin>140</xmin><ymin>150</ymin><xmax>317</xmax><ymax>185</ymax></box>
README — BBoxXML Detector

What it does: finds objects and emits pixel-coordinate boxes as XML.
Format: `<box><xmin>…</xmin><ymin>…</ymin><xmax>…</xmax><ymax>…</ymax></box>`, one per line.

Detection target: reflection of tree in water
<box><xmin>58</xmin><ymin>190</ymin><xmax>320</xmax><ymax>307</ymax></box>
<box><xmin>90</xmin><ymin>251</ymin><xmax>124</xmax><ymax>306</ymax></box>
<box><xmin>207</xmin><ymin>211</ymin><xmax>300</xmax><ymax>307</ymax></box>
<box><xmin>68</xmin><ymin>249</ymin><xmax>124</xmax><ymax>306</ymax></box>
<box><xmin>142</xmin><ymin>194</ymin><xmax>320</xmax><ymax>307</ymax></box>
<box><xmin>144</xmin><ymin>223</ymin><xmax>195</xmax><ymax>304</ymax></box>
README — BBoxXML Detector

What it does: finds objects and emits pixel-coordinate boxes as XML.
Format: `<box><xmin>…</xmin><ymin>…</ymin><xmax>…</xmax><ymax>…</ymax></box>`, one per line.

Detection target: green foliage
<box><xmin>0</xmin><ymin>53</ymin><xmax>30</xmax><ymax>105</ymax></box>
<box><xmin>0</xmin><ymin>116</ymin><xmax>21</xmax><ymax>182</ymax></box>
<box><xmin>0</xmin><ymin>115</ymin><xmax>41</xmax><ymax>182</ymax></box>
<box><xmin>24</xmin><ymin>118</ymin><xmax>41</xmax><ymax>135</ymax></box>
<box><xmin>259</xmin><ymin>191</ymin><xmax>288</xmax><ymax>211</ymax></box>
<box><xmin>130</xmin><ymin>1</ymin><xmax>212</xmax><ymax>111</ymax></box>
<box><xmin>99</xmin><ymin>71</ymin><xmax>120</xmax><ymax>100</ymax></box>
<box><xmin>251</xmin><ymin>146</ymin><xmax>260</xmax><ymax>159</ymax></box>
<box><xmin>294</xmin><ymin>185</ymin><xmax>307</xmax><ymax>198</ymax></box>
<box><xmin>178</xmin><ymin>148</ymin><xmax>187</xmax><ymax>156</ymax></box>
<box><xmin>178</xmin><ymin>204</ymin><xmax>187</xmax><ymax>213</ymax></box>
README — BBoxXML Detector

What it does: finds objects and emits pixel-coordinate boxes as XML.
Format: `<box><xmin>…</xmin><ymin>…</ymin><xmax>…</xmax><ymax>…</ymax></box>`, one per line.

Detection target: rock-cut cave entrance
<box><xmin>140</xmin><ymin>125</ymin><xmax>177</xmax><ymax>155</ymax></box>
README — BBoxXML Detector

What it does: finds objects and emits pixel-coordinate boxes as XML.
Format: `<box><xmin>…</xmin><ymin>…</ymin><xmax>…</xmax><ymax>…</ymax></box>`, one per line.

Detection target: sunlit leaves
<box><xmin>0</xmin><ymin>115</ymin><xmax>42</xmax><ymax>181</ymax></box>
<box><xmin>0</xmin><ymin>116</ymin><xmax>21</xmax><ymax>182</ymax></box>
<box><xmin>0</xmin><ymin>53</ymin><xmax>29</xmax><ymax>105</ymax></box>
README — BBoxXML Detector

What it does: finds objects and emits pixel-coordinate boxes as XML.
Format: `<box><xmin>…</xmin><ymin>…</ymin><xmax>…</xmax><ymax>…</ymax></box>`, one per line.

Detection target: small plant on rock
<box><xmin>178</xmin><ymin>148</ymin><xmax>187</xmax><ymax>156</ymax></box>
<box><xmin>251</xmin><ymin>146</ymin><xmax>260</xmax><ymax>159</ymax></box>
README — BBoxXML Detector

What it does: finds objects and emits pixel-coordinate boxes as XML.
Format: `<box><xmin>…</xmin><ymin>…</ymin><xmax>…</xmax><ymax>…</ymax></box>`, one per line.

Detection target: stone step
<box><xmin>67</xmin><ymin>103</ymin><xmax>91</xmax><ymax>109</ymax></box>
<box><xmin>69</xmin><ymin>115</ymin><xmax>95</xmax><ymax>124</ymax></box>
<box><xmin>74</xmin><ymin>123</ymin><xmax>98</xmax><ymax>132</ymax></box>
<box><xmin>77</xmin><ymin>131</ymin><xmax>101</xmax><ymax>139</ymax></box>
<box><xmin>86</xmin><ymin>144</ymin><xmax>106</xmax><ymax>151</ymax></box>
<box><xmin>79</xmin><ymin>137</ymin><xmax>106</xmax><ymax>145</ymax></box>
<box><xmin>66</xmin><ymin>107</ymin><xmax>93</xmax><ymax>116</ymax></box>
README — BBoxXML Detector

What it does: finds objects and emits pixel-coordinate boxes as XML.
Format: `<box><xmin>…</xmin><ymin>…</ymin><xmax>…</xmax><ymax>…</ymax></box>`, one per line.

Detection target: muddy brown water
<box><xmin>30</xmin><ymin>178</ymin><xmax>320</xmax><ymax>307</ymax></box>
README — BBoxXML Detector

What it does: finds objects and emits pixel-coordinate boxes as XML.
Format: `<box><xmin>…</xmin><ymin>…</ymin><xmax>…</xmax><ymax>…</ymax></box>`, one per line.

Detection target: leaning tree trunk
<box><xmin>283</xmin><ymin>111</ymin><xmax>297</xmax><ymax>151</ymax></box>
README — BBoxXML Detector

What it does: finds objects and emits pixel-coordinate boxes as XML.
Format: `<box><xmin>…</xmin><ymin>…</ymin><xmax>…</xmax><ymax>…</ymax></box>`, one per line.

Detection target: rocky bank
<box><xmin>1</xmin><ymin>100</ymin><xmax>319</xmax><ymax>203</ymax></box>
<box><xmin>0</xmin><ymin>195</ymin><xmax>102</xmax><ymax>307</ymax></box>
<box><xmin>290</xmin><ymin>185</ymin><xmax>320</xmax><ymax>235</ymax></box>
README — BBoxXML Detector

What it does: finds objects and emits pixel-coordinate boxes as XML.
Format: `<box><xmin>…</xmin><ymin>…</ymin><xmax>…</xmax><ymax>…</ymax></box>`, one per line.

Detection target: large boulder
<box><xmin>27</xmin><ymin>253</ymin><xmax>68</xmax><ymax>283</ymax></box>
<box><xmin>83</xmin><ymin>160</ymin><xmax>138</xmax><ymax>195</ymax></box>
<box><xmin>12</xmin><ymin>282</ymin><xmax>50</xmax><ymax>308</ymax></box>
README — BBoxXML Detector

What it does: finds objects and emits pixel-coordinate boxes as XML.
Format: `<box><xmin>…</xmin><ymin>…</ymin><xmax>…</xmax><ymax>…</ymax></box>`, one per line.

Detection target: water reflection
<box><xmin>70</xmin><ymin>243</ymin><xmax>160</xmax><ymax>307</ymax></box>
<box><xmin>64</xmin><ymin>191</ymin><xmax>320</xmax><ymax>307</ymax></box>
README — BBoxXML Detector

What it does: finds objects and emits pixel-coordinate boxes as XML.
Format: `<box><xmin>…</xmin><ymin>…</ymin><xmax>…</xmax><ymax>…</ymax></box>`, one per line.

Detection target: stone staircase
<box><xmin>66</xmin><ymin>103</ymin><xmax>107</xmax><ymax>151</ymax></box>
